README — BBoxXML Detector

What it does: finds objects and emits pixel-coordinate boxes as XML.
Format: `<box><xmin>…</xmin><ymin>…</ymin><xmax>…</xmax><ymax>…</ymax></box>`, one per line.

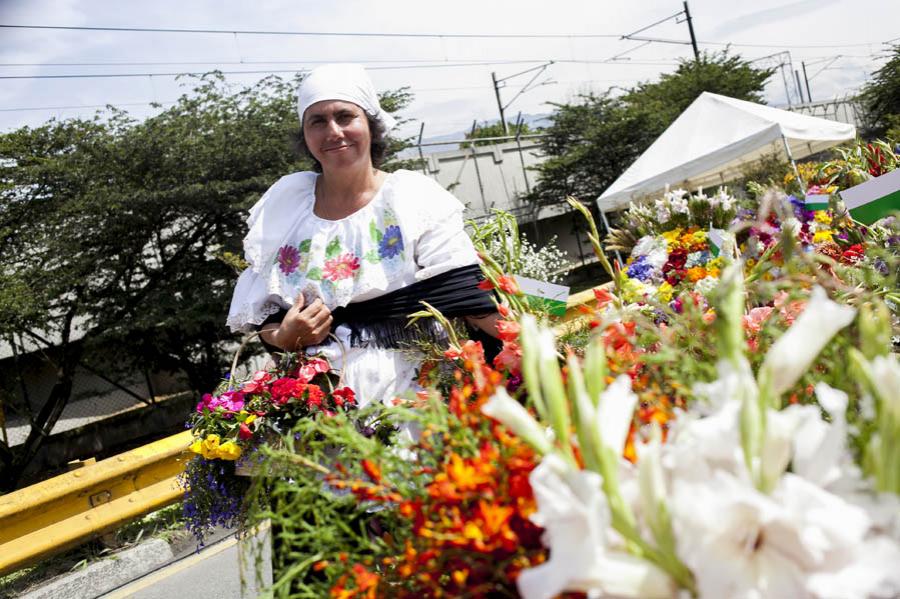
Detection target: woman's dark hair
<box><xmin>294</xmin><ymin>112</ymin><xmax>389</xmax><ymax>173</ymax></box>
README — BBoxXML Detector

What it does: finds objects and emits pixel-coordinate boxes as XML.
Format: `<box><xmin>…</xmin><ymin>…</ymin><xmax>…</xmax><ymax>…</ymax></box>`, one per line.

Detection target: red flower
<box><xmin>477</xmin><ymin>279</ymin><xmax>494</xmax><ymax>291</ymax></box>
<box><xmin>496</xmin><ymin>275</ymin><xmax>520</xmax><ymax>295</ymax></box>
<box><xmin>495</xmin><ymin>319</ymin><xmax>520</xmax><ymax>343</ymax></box>
<box><xmin>306</xmin><ymin>384</ymin><xmax>325</xmax><ymax>410</ymax></box>
<box><xmin>361</xmin><ymin>459</ymin><xmax>382</xmax><ymax>483</ymax></box>
<box><xmin>840</xmin><ymin>243</ymin><xmax>865</xmax><ymax>264</ymax></box>
<box><xmin>497</xmin><ymin>304</ymin><xmax>511</xmax><ymax>318</ymax></box>
<box><xmin>323</xmin><ymin>252</ymin><xmax>361</xmax><ymax>282</ymax></box>
<box><xmin>444</xmin><ymin>346</ymin><xmax>462</xmax><ymax>360</ymax></box>
<box><xmin>332</xmin><ymin>386</ymin><xmax>356</xmax><ymax>408</ymax></box>
<box><xmin>271</xmin><ymin>377</ymin><xmax>306</xmax><ymax>405</ymax></box>
<box><xmin>239</xmin><ymin>422</ymin><xmax>253</xmax><ymax>440</ymax></box>
<box><xmin>493</xmin><ymin>341</ymin><xmax>522</xmax><ymax>373</ymax></box>
<box><xmin>593</xmin><ymin>287</ymin><xmax>614</xmax><ymax>308</ymax></box>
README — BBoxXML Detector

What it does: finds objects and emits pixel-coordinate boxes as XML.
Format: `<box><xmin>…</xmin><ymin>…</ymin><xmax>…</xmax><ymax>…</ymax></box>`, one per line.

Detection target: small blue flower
<box><xmin>626</xmin><ymin>255</ymin><xmax>654</xmax><ymax>282</ymax></box>
<box><xmin>378</xmin><ymin>225</ymin><xmax>404</xmax><ymax>259</ymax></box>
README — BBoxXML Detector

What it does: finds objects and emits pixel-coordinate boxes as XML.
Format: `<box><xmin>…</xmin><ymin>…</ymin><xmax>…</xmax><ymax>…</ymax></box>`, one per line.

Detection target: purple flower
<box><xmin>277</xmin><ymin>245</ymin><xmax>300</xmax><ymax>274</ymax></box>
<box><xmin>626</xmin><ymin>255</ymin><xmax>654</xmax><ymax>282</ymax></box>
<box><xmin>378</xmin><ymin>225</ymin><xmax>404</xmax><ymax>259</ymax></box>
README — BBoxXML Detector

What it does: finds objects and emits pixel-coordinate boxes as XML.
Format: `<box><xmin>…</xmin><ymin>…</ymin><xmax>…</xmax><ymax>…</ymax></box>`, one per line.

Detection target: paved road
<box><xmin>99</xmin><ymin>527</ymin><xmax>272</xmax><ymax>599</ymax></box>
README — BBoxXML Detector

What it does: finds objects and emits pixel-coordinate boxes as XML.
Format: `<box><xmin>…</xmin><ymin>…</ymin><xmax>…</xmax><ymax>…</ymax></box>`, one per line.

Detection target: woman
<box><xmin>227</xmin><ymin>63</ymin><xmax>499</xmax><ymax>410</ymax></box>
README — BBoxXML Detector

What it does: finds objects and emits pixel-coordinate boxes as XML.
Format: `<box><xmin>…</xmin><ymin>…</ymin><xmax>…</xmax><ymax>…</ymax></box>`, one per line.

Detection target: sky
<box><xmin>0</xmin><ymin>0</ymin><xmax>897</xmax><ymax>141</ymax></box>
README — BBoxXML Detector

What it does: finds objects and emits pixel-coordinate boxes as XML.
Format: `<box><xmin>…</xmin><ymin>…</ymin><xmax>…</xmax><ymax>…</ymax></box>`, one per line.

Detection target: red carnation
<box><xmin>332</xmin><ymin>386</ymin><xmax>356</xmax><ymax>408</ymax></box>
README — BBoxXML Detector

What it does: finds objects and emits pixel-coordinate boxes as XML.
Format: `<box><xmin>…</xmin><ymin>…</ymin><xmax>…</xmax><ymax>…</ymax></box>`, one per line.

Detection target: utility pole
<box><xmin>683</xmin><ymin>1</ymin><xmax>700</xmax><ymax>61</ymax></box>
<box><xmin>491</xmin><ymin>62</ymin><xmax>554</xmax><ymax>137</ymax></box>
<box><xmin>794</xmin><ymin>69</ymin><xmax>805</xmax><ymax>104</ymax></box>
<box><xmin>801</xmin><ymin>61</ymin><xmax>812</xmax><ymax>103</ymax></box>
<box><xmin>491</xmin><ymin>72</ymin><xmax>508</xmax><ymax>136</ymax></box>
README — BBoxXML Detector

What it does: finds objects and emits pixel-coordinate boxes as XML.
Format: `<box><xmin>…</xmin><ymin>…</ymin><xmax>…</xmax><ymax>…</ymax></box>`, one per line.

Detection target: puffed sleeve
<box><xmin>225</xmin><ymin>268</ymin><xmax>287</xmax><ymax>333</ymax></box>
<box><xmin>225</xmin><ymin>172</ymin><xmax>315</xmax><ymax>333</ymax></box>
<box><xmin>400</xmin><ymin>173</ymin><xmax>480</xmax><ymax>281</ymax></box>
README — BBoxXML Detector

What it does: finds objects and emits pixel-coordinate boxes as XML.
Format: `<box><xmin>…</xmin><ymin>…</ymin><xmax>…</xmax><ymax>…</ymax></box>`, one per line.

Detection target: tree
<box><xmin>461</xmin><ymin>121</ymin><xmax>535</xmax><ymax>148</ymax></box>
<box><xmin>526</xmin><ymin>51</ymin><xmax>774</xmax><ymax>207</ymax></box>
<box><xmin>0</xmin><ymin>73</ymin><xmax>413</xmax><ymax>489</ymax></box>
<box><xmin>860</xmin><ymin>44</ymin><xmax>900</xmax><ymax>138</ymax></box>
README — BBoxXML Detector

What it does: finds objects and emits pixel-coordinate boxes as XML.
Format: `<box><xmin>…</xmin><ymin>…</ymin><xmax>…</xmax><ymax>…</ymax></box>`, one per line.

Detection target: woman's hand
<box><xmin>262</xmin><ymin>296</ymin><xmax>333</xmax><ymax>351</ymax></box>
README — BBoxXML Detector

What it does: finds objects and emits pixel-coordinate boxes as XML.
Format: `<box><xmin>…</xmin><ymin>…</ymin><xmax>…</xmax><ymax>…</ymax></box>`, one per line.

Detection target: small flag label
<box><xmin>708</xmin><ymin>227</ymin><xmax>729</xmax><ymax>258</ymax></box>
<box><xmin>513</xmin><ymin>275</ymin><xmax>570</xmax><ymax>317</ymax></box>
<box><xmin>804</xmin><ymin>194</ymin><xmax>830</xmax><ymax>211</ymax></box>
<box><xmin>839</xmin><ymin>168</ymin><xmax>900</xmax><ymax>225</ymax></box>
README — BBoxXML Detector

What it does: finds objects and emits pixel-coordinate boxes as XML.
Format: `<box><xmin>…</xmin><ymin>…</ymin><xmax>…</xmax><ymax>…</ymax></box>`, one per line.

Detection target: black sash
<box><xmin>258</xmin><ymin>264</ymin><xmax>499</xmax><ymax>353</ymax></box>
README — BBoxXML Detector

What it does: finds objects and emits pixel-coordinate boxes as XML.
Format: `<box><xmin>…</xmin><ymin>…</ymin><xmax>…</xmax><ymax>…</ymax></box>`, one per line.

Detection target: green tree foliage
<box><xmin>861</xmin><ymin>44</ymin><xmax>900</xmax><ymax>138</ymax></box>
<box><xmin>526</xmin><ymin>51</ymin><xmax>774</xmax><ymax>206</ymax></box>
<box><xmin>461</xmin><ymin>120</ymin><xmax>535</xmax><ymax>148</ymax></box>
<box><xmin>0</xmin><ymin>73</ymin><xmax>412</xmax><ymax>487</ymax></box>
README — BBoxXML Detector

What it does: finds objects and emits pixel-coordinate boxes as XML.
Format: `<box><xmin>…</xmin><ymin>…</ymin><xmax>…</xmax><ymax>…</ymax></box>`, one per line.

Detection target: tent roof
<box><xmin>596</xmin><ymin>92</ymin><xmax>856</xmax><ymax>212</ymax></box>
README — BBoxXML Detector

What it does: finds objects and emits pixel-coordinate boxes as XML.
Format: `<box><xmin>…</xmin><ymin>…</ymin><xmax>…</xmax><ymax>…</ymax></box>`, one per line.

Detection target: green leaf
<box><xmin>298</xmin><ymin>239</ymin><xmax>311</xmax><ymax>254</ymax></box>
<box><xmin>369</xmin><ymin>221</ymin><xmax>382</xmax><ymax>244</ymax></box>
<box><xmin>364</xmin><ymin>250</ymin><xmax>380</xmax><ymax>264</ymax></box>
<box><xmin>306</xmin><ymin>266</ymin><xmax>322</xmax><ymax>281</ymax></box>
<box><xmin>325</xmin><ymin>237</ymin><xmax>342</xmax><ymax>259</ymax></box>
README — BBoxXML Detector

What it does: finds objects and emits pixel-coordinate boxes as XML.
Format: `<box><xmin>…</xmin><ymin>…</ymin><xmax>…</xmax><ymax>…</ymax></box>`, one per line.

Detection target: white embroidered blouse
<box><xmin>227</xmin><ymin>169</ymin><xmax>479</xmax><ymax>409</ymax></box>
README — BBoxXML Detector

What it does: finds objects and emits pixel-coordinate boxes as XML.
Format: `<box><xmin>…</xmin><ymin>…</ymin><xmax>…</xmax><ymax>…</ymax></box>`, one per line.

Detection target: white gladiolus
<box><xmin>596</xmin><ymin>375</ymin><xmax>639</xmax><ymax>457</ymax></box>
<box><xmin>760</xmin><ymin>286</ymin><xmax>855</xmax><ymax>397</ymax></box>
<box><xmin>517</xmin><ymin>454</ymin><xmax>676</xmax><ymax>599</ymax></box>
<box><xmin>482</xmin><ymin>387</ymin><xmax>552</xmax><ymax>456</ymax></box>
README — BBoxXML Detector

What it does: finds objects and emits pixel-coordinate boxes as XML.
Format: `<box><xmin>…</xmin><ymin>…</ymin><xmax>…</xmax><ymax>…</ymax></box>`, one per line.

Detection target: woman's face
<box><xmin>302</xmin><ymin>100</ymin><xmax>372</xmax><ymax>172</ymax></box>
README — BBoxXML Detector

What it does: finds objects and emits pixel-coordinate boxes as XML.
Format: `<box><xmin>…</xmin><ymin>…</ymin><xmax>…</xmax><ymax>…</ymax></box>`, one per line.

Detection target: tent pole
<box><xmin>598</xmin><ymin>208</ymin><xmax>624</xmax><ymax>265</ymax></box>
<box><xmin>781</xmin><ymin>135</ymin><xmax>807</xmax><ymax>195</ymax></box>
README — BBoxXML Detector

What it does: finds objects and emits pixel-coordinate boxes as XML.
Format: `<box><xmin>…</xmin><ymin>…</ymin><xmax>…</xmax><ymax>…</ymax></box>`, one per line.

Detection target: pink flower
<box><xmin>277</xmin><ymin>245</ymin><xmax>301</xmax><ymax>275</ymax></box>
<box><xmin>742</xmin><ymin>306</ymin><xmax>774</xmax><ymax>333</ymax></box>
<box><xmin>493</xmin><ymin>340</ymin><xmax>522</xmax><ymax>374</ymax></box>
<box><xmin>496</xmin><ymin>319</ymin><xmax>520</xmax><ymax>343</ymax></box>
<box><xmin>323</xmin><ymin>253</ymin><xmax>360</xmax><ymax>281</ymax></box>
<box><xmin>239</xmin><ymin>422</ymin><xmax>253</xmax><ymax>440</ymax></box>
<box><xmin>307</xmin><ymin>357</ymin><xmax>330</xmax><ymax>374</ymax></box>
<box><xmin>773</xmin><ymin>292</ymin><xmax>807</xmax><ymax>325</ymax></box>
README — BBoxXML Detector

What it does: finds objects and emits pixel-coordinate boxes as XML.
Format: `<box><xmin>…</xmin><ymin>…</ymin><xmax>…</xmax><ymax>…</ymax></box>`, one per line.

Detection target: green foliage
<box><xmin>860</xmin><ymin>44</ymin><xmax>900</xmax><ymax>138</ymax></box>
<box><xmin>526</xmin><ymin>51</ymin><xmax>774</xmax><ymax>207</ymax></box>
<box><xmin>461</xmin><ymin>120</ymin><xmax>534</xmax><ymax>148</ymax></box>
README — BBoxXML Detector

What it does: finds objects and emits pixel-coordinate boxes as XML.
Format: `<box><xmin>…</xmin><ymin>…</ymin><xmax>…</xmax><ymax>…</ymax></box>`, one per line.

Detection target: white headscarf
<box><xmin>296</xmin><ymin>63</ymin><xmax>397</xmax><ymax>130</ymax></box>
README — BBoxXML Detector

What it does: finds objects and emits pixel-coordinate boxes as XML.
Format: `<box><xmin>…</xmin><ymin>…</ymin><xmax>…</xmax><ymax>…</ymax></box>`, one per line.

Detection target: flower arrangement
<box><xmin>484</xmin><ymin>268</ymin><xmax>900</xmax><ymax>599</ymax></box>
<box><xmin>181</xmin><ymin>352</ymin><xmax>358</xmax><ymax>543</ymax></box>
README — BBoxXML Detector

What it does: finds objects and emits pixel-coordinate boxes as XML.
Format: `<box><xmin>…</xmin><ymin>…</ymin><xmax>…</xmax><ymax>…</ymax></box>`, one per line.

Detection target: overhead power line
<box><xmin>0</xmin><ymin>23</ymin><xmax>887</xmax><ymax>49</ymax></box>
<box><xmin>0</xmin><ymin>59</ymin><xmax>682</xmax><ymax>81</ymax></box>
<box><xmin>0</xmin><ymin>23</ymin><xmax>620</xmax><ymax>39</ymax></box>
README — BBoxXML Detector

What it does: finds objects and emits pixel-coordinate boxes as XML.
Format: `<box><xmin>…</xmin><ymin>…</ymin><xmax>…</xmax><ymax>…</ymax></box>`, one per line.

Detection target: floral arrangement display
<box><xmin>180</xmin><ymin>351</ymin><xmax>359</xmax><ymax>542</ymax></box>
<box><xmin>188</xmin><ymin>184</ymin><xmax>898</xmax><ymax>597</ymax></box>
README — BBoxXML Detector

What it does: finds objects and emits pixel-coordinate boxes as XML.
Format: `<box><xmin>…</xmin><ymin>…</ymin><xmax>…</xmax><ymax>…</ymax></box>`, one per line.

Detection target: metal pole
<box><xmin>780</xmin><ymin>63</ymin><xmax>793</xmax><ymax>107</ymax></box>
<box><xmin>794</xmin><ymin>70</ymin><xmax>805</xmax><ymax>104</ymax></box>
<box><xmin>469</xmin><ymin>120</ymin><xmax>489</xmax><ymax>214</ymax></box>
<box><xmin>801</xmin><ymin>61</ymin><xmax>812</xmax><ymax>103</ymax></box>
<box><xmin>416</xmin><ymin>122</ymin><xmax>427</xmax><ymax>176</ymax></box>
<box><xmin>683</xmin><ymin>1</ymin><xmax>700</xmax><ymax>61</ymax></box>
<box><xmin>782</xmin><ymin>134</ymin><xmax>806</xmax><ymax>195</ymax></box>
<box><xmin>514</xmin><ymin>111</ymin><xmax>532</xmax><ymax>195</ymax></box>
<box><xmin>491</xmin><ymin>72</ymin><xmax>508</xmax><ymax>136</ymax></box>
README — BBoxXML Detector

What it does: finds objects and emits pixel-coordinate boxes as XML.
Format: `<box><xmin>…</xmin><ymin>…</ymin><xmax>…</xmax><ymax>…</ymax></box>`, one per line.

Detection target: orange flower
<box><xmin>685</xmin><ymin>266</ymin><xmax>707</xmax><ymax>282</ymax></box>
<box><xmin>593</xmin><ymin>287</ymin><xmax>614</xmax><ymax>308</ymax></box>
<box><xmin>361</xmin><ymin>460</ymin><xmax>382</xmax><ymax>483</ymax></box>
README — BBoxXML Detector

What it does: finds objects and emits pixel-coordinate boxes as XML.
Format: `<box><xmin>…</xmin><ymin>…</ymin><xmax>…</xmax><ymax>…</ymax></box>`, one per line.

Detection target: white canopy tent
<box><xmin>596</xmin><ymin>92</ymin><xmax>856</xmax><ymax>213</ymax></box>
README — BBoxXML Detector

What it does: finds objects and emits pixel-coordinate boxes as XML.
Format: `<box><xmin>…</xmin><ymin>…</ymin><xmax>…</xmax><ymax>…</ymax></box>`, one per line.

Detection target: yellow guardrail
<box><xmin>0</xmin><ymin>283</ymin><xmax>611</xmax><ymax>576</ymax></box>
<box><xmin>0</xmin><ymin>430</ymin><xmax>193</xmax><ymax>575</ymax></box>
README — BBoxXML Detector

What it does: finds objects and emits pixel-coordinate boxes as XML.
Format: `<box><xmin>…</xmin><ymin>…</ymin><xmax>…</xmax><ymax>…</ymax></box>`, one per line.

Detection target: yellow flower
<box><xmin>706</xmin><ymin>265</ymin><xmax>720</xmax><ymax>278</ymax></box>
<box><xmin>814</xmin><ymin>211</ymin><xmax>831</xmax><ymax>225</ymax></box>
<box><xmin>189</xmin><ymin>439</ymin><xmax>203</xmax><ymax>455</ymax></box>
<box><xmin>707</xmin><ymin>256</ymin><xmax>724</xmax><ymax>270</ymax></box>
<box><xmin>813</xmin><ymin>230</ymin><xmax>835</xmax><ymax>243</ymax></box>
<box><xmin>657</xmin><ymin>281</ymin><xmax>674</xmax><ymax>303</ymax></box>
<box><xmin>200</xmin><ymin>434</ymin><xmax>221</xmax><ymax>459</ymax></box>
<box><xmin>244</xmin><ymin>414</ymin><xmax>257</xmax><ymax>425</ymax></box>
<box><xmin>216</xmin><ymin>441</ymin><xmax>242</xmax><ymax>461</ymax></box>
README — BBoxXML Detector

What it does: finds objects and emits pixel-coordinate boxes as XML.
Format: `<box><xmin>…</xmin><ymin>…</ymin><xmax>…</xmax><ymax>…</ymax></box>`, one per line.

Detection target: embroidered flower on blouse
<box><xmin>323</xmin><ymin>253</ymin><xmax>361</xmax><ymax>281</ymax></box>
<box><xmin>277</xmin><ymin>245</ymin><xmax>301</xmax><ymax>275</ymax></box>
<box><xmin>378</xmin><ymin>225</ymin><xmax>404</xmax><ymax>259</ymax></box>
